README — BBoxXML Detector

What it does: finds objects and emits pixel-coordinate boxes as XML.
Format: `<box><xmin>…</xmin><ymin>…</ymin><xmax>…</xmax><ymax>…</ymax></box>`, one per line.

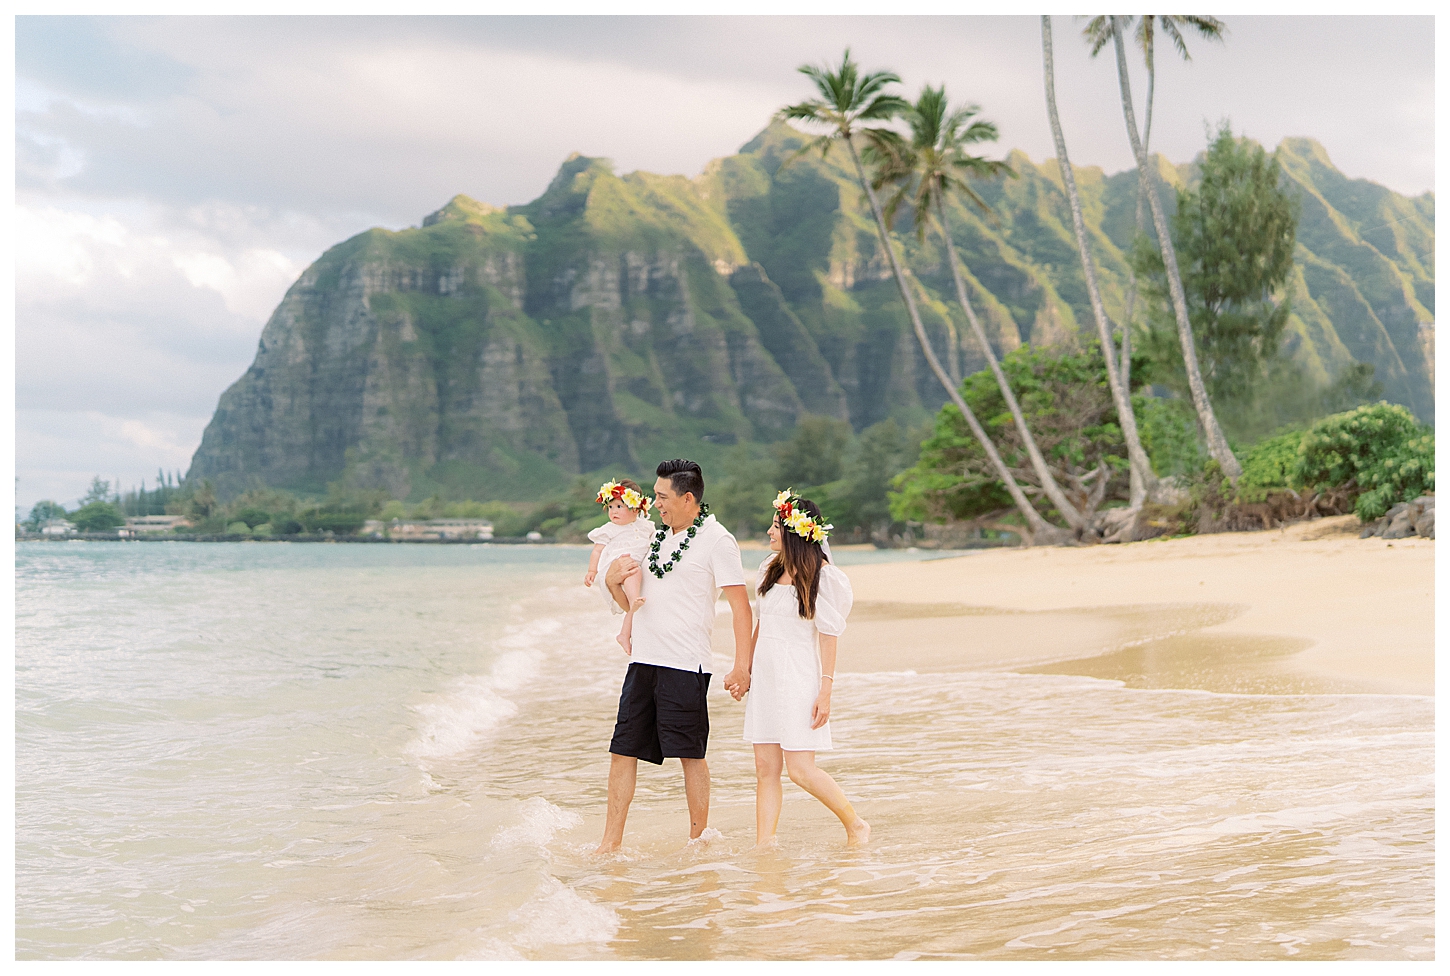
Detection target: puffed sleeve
<box><xmin>813</xmin><ymin>563</ymin><xmax>854</xmax><ymax>636</ymax></box>
<box><xmin>587</xmin><ymin>522</ymin><xmax>616</xmax><ymax>545</ymax></box>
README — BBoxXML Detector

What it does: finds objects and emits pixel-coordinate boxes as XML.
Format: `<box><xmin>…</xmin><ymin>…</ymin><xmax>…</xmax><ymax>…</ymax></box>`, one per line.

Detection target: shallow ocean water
<box><xmin>14</xmin><ymin>542</ymin><xmax>1433</xmax><ymax>959</ymax></box>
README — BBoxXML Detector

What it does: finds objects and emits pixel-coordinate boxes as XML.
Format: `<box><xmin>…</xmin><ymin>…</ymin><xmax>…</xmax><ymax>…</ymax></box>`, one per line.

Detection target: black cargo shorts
<box><xmin>608</xmin><ymin>662</ymin><xmax>710</xmax><ymax>765</ymax></box>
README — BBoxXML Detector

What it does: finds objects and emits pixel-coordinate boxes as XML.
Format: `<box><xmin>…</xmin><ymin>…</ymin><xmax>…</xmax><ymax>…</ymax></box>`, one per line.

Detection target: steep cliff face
<box><xmin>188</xmin><ymin>124</ymin><xmax>1434</xmax><ymax>501</ymax></box>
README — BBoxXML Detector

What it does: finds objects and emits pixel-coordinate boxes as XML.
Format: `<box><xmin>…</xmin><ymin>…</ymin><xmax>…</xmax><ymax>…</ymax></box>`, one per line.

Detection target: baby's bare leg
<box><xmin>623</xmin><ymin>569</ymin><xmax>644</xmax><ymax>612</ymax></box>
<box><xmin>616</xmin><ymin>609</ymin><xmax>634</xmax><ymax>655</ymax></box>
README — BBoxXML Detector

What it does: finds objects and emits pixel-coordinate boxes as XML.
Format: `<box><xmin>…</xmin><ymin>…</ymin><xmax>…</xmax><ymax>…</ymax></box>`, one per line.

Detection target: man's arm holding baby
<box><xmin>604</xmin><ymin>555</ymin><xmax>639</xmax><ymax>613</ymax></box>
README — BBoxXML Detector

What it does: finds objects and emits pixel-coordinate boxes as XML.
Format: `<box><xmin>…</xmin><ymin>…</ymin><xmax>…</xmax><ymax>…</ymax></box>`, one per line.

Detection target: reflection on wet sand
<box><xmin>843</xmin><ymin>600</ymin><xmax>1367</xmax><ymax>696</ymax></box>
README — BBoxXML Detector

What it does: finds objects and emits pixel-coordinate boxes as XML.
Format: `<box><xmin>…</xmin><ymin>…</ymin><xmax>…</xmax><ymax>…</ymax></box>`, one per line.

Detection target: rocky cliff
<box><xmin>187</xmin><ymin>123</ymin><xmax>1434</xmax><ymax>500</ymax></box>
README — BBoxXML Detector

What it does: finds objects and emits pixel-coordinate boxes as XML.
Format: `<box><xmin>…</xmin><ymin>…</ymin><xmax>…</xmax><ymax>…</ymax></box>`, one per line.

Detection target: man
<box><xmin>595</xmin><ymin>458</ymin><xmax>753</xmax><ymax>854</ymax></box>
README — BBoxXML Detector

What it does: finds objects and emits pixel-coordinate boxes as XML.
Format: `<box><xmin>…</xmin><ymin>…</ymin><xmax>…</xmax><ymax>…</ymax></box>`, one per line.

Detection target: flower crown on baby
<box><xmin>773</xmin><ymin>488</ymin><xmax>832</xmax><ymax>544</ymax></box>
<box><xmin>596</xmin><ymin>480</ymin><xmax>652</xmax><ymax>514</ymax></box>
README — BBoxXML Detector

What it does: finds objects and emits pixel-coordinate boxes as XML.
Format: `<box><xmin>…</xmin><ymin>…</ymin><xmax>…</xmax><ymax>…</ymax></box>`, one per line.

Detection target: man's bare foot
<box><xmin>846</xmin><ymin>819</ymin><xmax>871</xmax><ymax>847</ymax></box>
<box><xmin>593</xmin><ymin>840</ymin><xmax>621</xmax><ymax>855</ymax></box>
<box><xmin>630</xmin><ymin>596</ymin><xmax>645</xmax><ymax>612</ymax></box>
<box><xmin>685</xmin><ymin>827</ymin><xmax>721</xmax><ymax>849</ymax></box>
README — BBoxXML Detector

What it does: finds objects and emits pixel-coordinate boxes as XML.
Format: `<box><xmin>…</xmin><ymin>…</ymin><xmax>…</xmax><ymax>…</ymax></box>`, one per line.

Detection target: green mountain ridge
<box><xmin>187</xmin><ymin>122</ymin><xmax>1434</xmax><ymax>501</ymax></box>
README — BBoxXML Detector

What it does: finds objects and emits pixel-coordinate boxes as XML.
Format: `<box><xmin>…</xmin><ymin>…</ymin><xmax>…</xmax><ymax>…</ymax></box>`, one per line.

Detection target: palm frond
<box><xmin>778</xmin><ymin>133</ymin><xmax>836</xmax><ymax>172</ymax></box>
<box><xmin>1161</xmin><ymin>19</ymin><xmax>1190</xmax><ymax>60</ymax></box>
<box><xmin>1081</xmin><ymin>15</ymin><xmax>1114</xmax><ymax>56</ymax></box>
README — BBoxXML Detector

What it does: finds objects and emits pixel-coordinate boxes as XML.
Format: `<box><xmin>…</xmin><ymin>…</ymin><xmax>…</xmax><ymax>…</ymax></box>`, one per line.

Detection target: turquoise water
<box><xmin>14</xmin><ymin>542</ymin><xmax>1434</xmax><ymax>959</ymax></box>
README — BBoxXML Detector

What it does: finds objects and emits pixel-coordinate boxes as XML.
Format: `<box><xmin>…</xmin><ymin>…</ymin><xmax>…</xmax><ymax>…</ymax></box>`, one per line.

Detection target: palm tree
<box><xmin>1096</xmin><ymin>15</ymin><xmax>1241</xmax><ymax>481</ymax></box>
<box><xmin>780</xmin><ymin>50</ymin><xmax>1068</xmax><ymax>544</ymax></box>
<box><xmin>1084</xmin><ymin>17</ymin><xmax>1223</xmax><ymax>391</ymax></box>
<box><xmin>870</xmin><ymin>85</ymin><xmax>1091</xmax><ymax>533</ymax></box>
<box><xmin>1039</xmin><ymin>18</ymin><xmax>1158</xmax><ymax>508</ymax></box>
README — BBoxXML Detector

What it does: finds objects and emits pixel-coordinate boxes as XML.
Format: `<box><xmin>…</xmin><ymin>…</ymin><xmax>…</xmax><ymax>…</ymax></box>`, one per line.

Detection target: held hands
<box><xmin>723</xmin><ymin>668</ymin><xmax>751</xmax><ymax>701</ymax></box>
<box><xmin>810</xmin><ymin>686</ymin><xmax>832</xmax><ymax>729</ymax></box>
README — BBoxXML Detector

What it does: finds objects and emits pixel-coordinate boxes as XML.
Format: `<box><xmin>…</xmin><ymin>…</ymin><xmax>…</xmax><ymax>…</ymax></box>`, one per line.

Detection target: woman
<box><xmin>742</xmin><ymin>489</ymin><xmax>870</xmax><ymax>848</ymax></box>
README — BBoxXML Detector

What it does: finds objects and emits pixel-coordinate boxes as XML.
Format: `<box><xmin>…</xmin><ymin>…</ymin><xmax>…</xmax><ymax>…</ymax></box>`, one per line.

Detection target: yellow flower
<box><xmin>774</xmin><ymin>489</ymin><xmax>794</xmax><ymax>508</ymax></box>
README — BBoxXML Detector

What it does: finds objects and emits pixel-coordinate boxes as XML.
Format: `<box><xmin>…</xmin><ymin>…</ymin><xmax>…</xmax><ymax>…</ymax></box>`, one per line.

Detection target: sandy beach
<box><xmin>729</xmin><ymin>516</ymin><xmax>1433</xmax><ymax>697</ymax></box>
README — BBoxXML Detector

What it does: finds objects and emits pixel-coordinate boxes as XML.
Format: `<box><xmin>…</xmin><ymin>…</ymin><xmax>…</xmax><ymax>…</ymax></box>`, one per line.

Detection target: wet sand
<box><xmin>728</xmin><ymin>516</ymin><xmax>1434</xmax><ymax>696</ymax></box>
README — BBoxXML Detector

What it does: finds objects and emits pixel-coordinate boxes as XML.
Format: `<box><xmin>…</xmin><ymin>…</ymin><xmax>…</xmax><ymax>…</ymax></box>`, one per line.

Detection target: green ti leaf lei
<box><xmin>648</xmin><ymin>512</ymin><xmax>706</xmax><ymax>579</ymax></box>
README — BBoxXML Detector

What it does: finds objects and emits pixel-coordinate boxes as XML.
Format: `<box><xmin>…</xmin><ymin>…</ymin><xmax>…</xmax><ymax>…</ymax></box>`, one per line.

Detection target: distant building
<box><xmin>429</xmin><ymin>519</ymin><xmax>494</xmax><ymax>540</ymax></box>
<box><xmin>387</xmin><ymin>519</ymin><xmax>493</xmax><ymax>541</ymax></box>
<box><xmin>40</xmin><ymin>519</ymin><xmax>76</xmax><ymax>536</ymax></box>
<box><xmin>122</xmin><ymin>515</ymin><xmax>192</xmax><ymax>536</ymax></box>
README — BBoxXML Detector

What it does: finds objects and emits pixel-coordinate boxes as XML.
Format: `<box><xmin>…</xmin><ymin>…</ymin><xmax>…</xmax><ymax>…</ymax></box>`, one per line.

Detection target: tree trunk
<box><xmin>844</xmin><ymin>137</ymin><xmax>1067</xmax><ymax>544</ymax></box>
<box><xmin>1120</xmin><ymin>39</ymin><xmax>1155</xmax><ymax>500</ymax></box>
<box><xmin>1040</xmin><ymin>16</ymin><xmax>1156</xmax><ymax>507</ymax></box>
<box><xmin>934</xmin><ymin>195</ymin><xmax>1089</xmax><ymax>530</ymax></box>
<box><xmin>1110</xmin><ymin>17</ymin><xmax>1242</xmax><ymax>481</ymax></box>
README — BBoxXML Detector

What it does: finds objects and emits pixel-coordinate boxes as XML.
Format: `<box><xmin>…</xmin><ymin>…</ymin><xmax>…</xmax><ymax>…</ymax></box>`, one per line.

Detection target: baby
<box><xmin>585</xmin><ymin>479</ymin><xmax>655</xmax><ymax>654</ymax></box>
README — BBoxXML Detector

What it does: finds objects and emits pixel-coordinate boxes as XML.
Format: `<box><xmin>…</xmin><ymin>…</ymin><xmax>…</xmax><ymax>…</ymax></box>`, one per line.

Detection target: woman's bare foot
<box><xmin>630</xmin><ymin>596</ymin><xmax>646</xmax><ymax>612</ymax></box>
<box><xmin>846</xmin><ymin>819</ymin><xmax>871</xmax><ymax>847</ymax></box>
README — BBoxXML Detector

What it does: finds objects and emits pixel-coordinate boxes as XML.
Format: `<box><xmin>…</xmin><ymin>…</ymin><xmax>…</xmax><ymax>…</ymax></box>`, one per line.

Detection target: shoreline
<box><xmin>715</xmin><ymin>515</ymin><xmax>1433</xmax><ymax>698</ymax></box>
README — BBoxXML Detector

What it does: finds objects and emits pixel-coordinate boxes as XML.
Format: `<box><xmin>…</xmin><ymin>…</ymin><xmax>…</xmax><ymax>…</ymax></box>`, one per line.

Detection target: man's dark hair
<box><xmin>656</xmin><ymin>458</ymin><xmax>705</xmax><ymax>504</ymax></box>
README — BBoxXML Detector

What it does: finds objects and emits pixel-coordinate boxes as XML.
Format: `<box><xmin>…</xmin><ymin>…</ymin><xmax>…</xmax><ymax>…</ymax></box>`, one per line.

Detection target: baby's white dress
<box><xmin>588</xmin><ymin>517</ymin><xmax>656</xmax><ymax>611</ymax></box>
<box><xmin>743</xmin><ymin>554</ymin><xmax>854</xmax><ymax>751</ymax></box>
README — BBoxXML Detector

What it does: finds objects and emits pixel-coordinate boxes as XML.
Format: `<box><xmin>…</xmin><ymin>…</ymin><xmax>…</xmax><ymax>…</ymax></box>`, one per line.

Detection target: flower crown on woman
<box><xmin>773</xmin><ymin>488</ymin><xmax>832</xmax><ymax>544</ymax></box>
<box><xmin>596</xmin><ymin>479</ymin><xmax>653</xmax><ymax>514</ymax></box>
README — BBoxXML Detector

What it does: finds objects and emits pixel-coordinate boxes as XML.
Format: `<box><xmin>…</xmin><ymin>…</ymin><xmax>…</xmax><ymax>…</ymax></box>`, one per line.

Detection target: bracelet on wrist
<box><xmin>821</xmin><ymin>674</ymin><xmax>834</xmax><ymax>681</ymax></box>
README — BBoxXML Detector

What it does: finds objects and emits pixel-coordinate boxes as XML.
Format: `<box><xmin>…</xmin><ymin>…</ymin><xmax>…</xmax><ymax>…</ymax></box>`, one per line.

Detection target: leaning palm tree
<box><xmin>1084</xmin><ymin>16</ymin><xmax>1223</xmax><ymax>392</ymax></box>
<box><xmin>780</xmin><ymin>50</ymin><xmax>1068</xmax><ymax>544</ymax></box>
<box><xmin>870</xmin><ymin>84</ymin><xmax>1090</xmax><ymax>533</ymax></box>
<box><xmin>1039</xmin><ymin>18</ymin><xmax>1158</xmax><ymax>508</ymax></box>
<box><xmin>1094</xmin><ymin>15</ymin><xmax>1241</xmax><ymax>480</ymax></box>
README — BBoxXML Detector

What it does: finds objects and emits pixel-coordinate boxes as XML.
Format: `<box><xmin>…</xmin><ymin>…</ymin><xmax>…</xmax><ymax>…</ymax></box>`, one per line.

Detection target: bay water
<box><xmin>14</xmin><ymin>542</ymin><xmax>1433</xmax><ymax>959</ymax></box>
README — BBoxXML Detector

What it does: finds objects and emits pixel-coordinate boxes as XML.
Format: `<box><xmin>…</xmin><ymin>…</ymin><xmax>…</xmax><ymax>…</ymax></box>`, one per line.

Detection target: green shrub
<box><xmin>1350</xmin><ymin>432</ymin><xmax>1435</xmax><ymax>520</ymax></box>
<box><xmin>1136</xmin><ymin>395</ymin><xmax>1208</xmax><ymax>480</ymax></box>
<box><xmin>472</xmin><ymin>502</ymin><xmax>529</xmax><ymax>538</ymax></box>
<box><xmin>1292</xmin><ymin>402</ymin><xmax>1434</xmax><ymax>521</ymax></box>
<box><xmin>71</xmin><ymin>501</ymin><xmax>124</xmax><ymax>533</ymax></box>
<box><xmin>303</xmin><ymin>512</ymin><xmax>366</xmax><ymax>535</ymax></box>
<box><xmin>1234</xmin><ymin>428</ymin><xmax>1306</xmax><ymax>504</ymax></box>
<box><xmin>232</xmin><ymin>507</ymin><xmax>274</xmax><ymax>528</ymax></box>
<box><xmin>226</xmin><ymin>521</ymin><xmax>253</xmax><ymax>535</ymax></box>
<box><xmin>273</xmin><ymin>517</ymin><xmax>304</xmax><ymax>536</ymax></box>
<box><xmin>536</xmin><ymin>516</ymin><xmax>567</xmax><ymax>537</ymax></box>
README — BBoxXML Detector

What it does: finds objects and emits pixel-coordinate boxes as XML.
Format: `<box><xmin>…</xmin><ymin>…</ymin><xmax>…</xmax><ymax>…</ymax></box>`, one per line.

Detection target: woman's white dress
<box><xmin>743</xmin><ymin>556</ymin><xmax>854</xmax><ymax>751</ymax></box>
<box><xmin>588</xmin><ymin>518</ymin><xmax>656</xmax><ymax>611</ymax></box>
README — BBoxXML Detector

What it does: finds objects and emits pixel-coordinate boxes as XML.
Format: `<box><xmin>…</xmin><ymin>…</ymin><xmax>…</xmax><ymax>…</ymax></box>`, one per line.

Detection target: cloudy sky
<box><xmin>11</xmin><ymin>14</ymin><xmax>1435</xmax><ymax>514</ymax></box>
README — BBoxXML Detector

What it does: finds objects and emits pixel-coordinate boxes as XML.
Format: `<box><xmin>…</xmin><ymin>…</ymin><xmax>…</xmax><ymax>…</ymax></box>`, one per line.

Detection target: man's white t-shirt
<box><xmin>629</xmin><ymin>514</ymin><xmax>745</xmax><ymax>674</ymax></box>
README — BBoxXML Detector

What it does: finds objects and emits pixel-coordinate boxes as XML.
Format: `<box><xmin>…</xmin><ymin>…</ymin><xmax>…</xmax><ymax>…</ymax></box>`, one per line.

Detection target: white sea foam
<box><xmin>405</xmin><ymin>619</ymin><xmax>563</xmax><ymax>760</ymax></box>
<box><xmin>509</xmin><ymin>878</ymin><xmax>621</xmax><ymax>949</ymax></box>
<box><xmin>491</xmin><ymin>797</ymin><xmax>583</xmax><ymax>850</ymax></box>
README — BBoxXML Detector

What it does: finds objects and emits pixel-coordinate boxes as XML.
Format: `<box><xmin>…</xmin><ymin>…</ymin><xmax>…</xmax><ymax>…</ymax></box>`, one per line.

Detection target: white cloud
<box><xmin>16</xmin><ymin>408</ymin><xmax>207</xmax><ymax>513</ymax></box>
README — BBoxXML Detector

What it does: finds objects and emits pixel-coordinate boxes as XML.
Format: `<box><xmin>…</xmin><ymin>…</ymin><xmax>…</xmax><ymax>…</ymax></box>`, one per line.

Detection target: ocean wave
<box><xmin>404</xmin><ymin>619</ymin><xmax>564</xmax><ymax>761</ymax></box>
<box><xmin>508</xmin><ymin>877</ymin><xmax>620</xmax><ymax>949</ymax></box>
<box><xmin>491</xmin><ymin>797</ymin><xmax>582</xmax><ymax>851</ymax></box>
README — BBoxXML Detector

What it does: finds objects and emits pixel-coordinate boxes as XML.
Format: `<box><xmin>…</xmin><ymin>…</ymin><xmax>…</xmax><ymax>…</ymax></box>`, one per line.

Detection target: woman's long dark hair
<box><xmin>758</xmin><ymin>497</ymin><xmax>826</xmax><ymax>619</ymax></box>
